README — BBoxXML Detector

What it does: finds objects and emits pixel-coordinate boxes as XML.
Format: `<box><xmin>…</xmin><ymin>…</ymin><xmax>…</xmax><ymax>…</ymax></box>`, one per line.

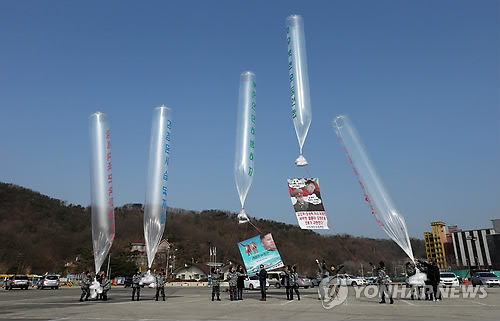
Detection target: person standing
<box><xmin>370</xmin><ymin>261</ymin><xmax>393</xmax><ymax>304</ymax></box>
<box><xmin>291</xmin><ymin>266</ymin><xmax>300</xmax><ymax>300</ymax></box>
<box><xmin>155</xmin><ymin>269</ymin><xmax>166</xmax><ymax>301</ymax></box>
<box><xmin>236</xmin><ymin>265</ymin><xmax>246</xmax><ymax>300</ymax></box>
<box><xmin>210</xmin><ymin>267</ymin><xmax>221</xmax><ymax>301</ymax></box>
<box><xmin>131</xmin><ymin>269</ymin><xmax>142</xmax><ymax>301</ymax></box>
<box><xmin>258</xmin><ymin>265</ymin><xmax>268</xmax><ymax>301</ymax></box>
<box><xmin>419</xmin><ymin>259</ymin><xmax>441</xmax><ymax>301</ymax></box>
<box><xmin>79</xmin><ymin>271</ymin><xmax>91</xmax><ymax>302</ymax></box>
<box><xmin>405</xmin><ymin>261</ymin><xmax>421</xmax><ymax>300</ymax></box>
<box><xmin>99</xmin><ymin>272</ymin><xmax>111</xmax><ymax>301</ymax></box>
<box><xmin>283</xmin><ymin>265</ymin><xmax>292</xmax><ymax>300</ymax></box>
<box><xmin>227</xmin><ymin>267</ymin><xmax>238</xmax><ymax>301</ymax></box>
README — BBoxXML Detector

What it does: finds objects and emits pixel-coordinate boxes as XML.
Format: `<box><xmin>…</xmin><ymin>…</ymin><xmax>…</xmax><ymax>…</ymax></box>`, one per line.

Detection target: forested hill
<box><xmin>0</xmin><ymin>182</ymin><xmax>425</xmax><ymax>276</ymax></box>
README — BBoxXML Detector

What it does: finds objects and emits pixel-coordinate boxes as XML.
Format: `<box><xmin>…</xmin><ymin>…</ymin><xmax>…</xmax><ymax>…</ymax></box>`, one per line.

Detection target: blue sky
<box><xmin>0</xmin><ymin>0</ymin><xmax>498</xmax><ymax>239</ymax></box>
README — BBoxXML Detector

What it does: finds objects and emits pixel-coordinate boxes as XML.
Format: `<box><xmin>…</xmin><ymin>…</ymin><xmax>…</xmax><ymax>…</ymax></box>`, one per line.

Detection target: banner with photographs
<box><xmin>237</xmin><ymin>233</ymin><xmax>284</xmax><ymax>274</ymax></box>
<box><xmin>288</xmin><ymin>178</ymin><xmax>329</xmax><ymax>229</ymax></box>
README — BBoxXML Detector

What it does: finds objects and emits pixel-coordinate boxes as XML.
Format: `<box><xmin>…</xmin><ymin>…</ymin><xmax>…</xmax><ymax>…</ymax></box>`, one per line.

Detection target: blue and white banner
<box><xmin>238</xmin><ymin>233</ymin><xmax>284</xmax><ymax>274</ymax></box>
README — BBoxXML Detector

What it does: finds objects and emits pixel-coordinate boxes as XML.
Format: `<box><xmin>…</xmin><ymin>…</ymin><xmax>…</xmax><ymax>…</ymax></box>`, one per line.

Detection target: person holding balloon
<box><xmin>79</xmin><ymin>271</ymin><xmax>92</xmax><ymax>302</ymax></box>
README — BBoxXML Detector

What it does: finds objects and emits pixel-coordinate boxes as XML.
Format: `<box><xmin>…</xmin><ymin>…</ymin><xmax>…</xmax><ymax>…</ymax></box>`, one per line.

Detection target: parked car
<box><xmin>124</xmin><ymin>276</ymin><xmax>133</xmax><ymax>288</ymax></box>
<box><xmin>336</xmin><ymin>274</ymin><xmax>367</xmax><ymax>286</ymax></box>
<box><xmin>439</xmin><ymin>272</ymin><xmax>459</xmax><ymax>287</ymax></box>
<box><xmin>308</xmin><ymin>276</ymin><xmax>321</xmax><ymax>287</ymax></box>
<box><xmin>37</xmin><ymin>275</ymin><xmax>60</xmax><ymax>289</ymax></box>
<box><xmin>244</xmin><ymin>275</ymin><xmax>269</xmax><ymax>290</ymax></box>
<box><xmin>267</xmin><ymin>271</ymin><xmax>283</xmax><ymax>288</ymax></box>
<box><xmin>296</xmin><ymin>275</ymin><xmax>312</xmax><ymax>289</ymax></box>
<box><xmin>365</xmin><ymin>277</ymin><xmax>377</xmax><ymax>285</ymax></box>
<box><xmin>471</xmin><ymin>272</ymin><xmax>500</xmax><ymax>287</ymax></box>
<box><xmin>5</xmin><ymin>275</ymin><xmax>29</xmax><ymax>290</ymax></box>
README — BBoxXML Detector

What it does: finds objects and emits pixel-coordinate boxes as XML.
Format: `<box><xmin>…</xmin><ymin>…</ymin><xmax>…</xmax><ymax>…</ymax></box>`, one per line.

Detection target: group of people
<box><xmin>210</xmin><ymin>264</ymin><xmax>263</xmax><ymax>302</ymax></box>
<box><xmin>78</xmin><ymin>257</ymin><xmax>444</xmax><ymax>304</ymax></box>
<box><xmin>131</xmin><ymin>268</ymin><xmax>167</xmax><ymax>301</ymax></box>
<box><xmin>405</xmin><ymin>258</ymin><xmax>442</xmax><ymax>302</ymax></box>
<box><xmin>79</xmin><ymin>271</ymin><xmax>111</xmax><ymax>302</ymax></box>
<box><xmin>79</xmin><ymin>268</ymin><xmax>167</xmax><ymax>302</ymax></box>
<box><xmin>210</xmin><ymin>263</ymin><xmax>301</xmax><ymax>302</ymax></box>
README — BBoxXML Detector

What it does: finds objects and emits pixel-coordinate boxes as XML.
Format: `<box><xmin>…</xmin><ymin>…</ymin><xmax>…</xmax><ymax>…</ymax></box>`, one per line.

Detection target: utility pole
<box><xmin>106</xmin><ymin>254</ymin><xmax>111</xmax><ymax>277</ymax></box>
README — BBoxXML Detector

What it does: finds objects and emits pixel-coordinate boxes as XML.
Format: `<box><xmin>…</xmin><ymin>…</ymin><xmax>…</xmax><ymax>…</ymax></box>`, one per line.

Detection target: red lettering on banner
<box><xmin>106</xmin><ymin>130</ymin><xmax>110</xmax><ymax>139</ymax></box>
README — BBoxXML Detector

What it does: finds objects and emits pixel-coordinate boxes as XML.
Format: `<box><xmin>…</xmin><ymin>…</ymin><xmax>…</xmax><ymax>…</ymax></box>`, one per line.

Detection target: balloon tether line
<box><xmin>248</xmin><ymin>220</ymin><xmax>264</xmax><ymax>235</ymax></box>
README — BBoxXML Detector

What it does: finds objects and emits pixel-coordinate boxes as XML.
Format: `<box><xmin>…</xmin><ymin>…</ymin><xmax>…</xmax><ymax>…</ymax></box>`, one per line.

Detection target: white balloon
<box><xmin>234</xmin><ymin>71</ymin><xmax>256</xmax><ymax>224</ymax></box>
<box><xmin>333</xmin><ymin>115</ymin><xmax>414</xmax><ymax>262</ymax></box>
<box><xmin>89</xmin><ymin>112</ymin><xmax>115</xmax><ymax>274</ymax></box>
<box><xmin>286</xmin><ymin>15</ymin><xmax>312</xmax><ymax>166</ymax></box>
<box><xmin>144</xmin><ymin>106</ymin><xmax>173</xmax><ymax>268</ymax></box>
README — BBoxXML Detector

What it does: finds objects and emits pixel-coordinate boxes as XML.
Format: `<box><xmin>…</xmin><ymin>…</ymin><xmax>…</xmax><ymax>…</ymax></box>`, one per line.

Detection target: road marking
<box><xmin>401</xmin><ymin>300</ymin><xmax>415</xmax><ymax>306</ymax></box>
<box><xmin>280</xmin><ymin>300</ymin><xmax>294</xmax><ymax>305</ymax></box>
<box><xmin>470</xmin><ymin>301</ymin><xmax>488</xmax><ymax>306</ymax></box>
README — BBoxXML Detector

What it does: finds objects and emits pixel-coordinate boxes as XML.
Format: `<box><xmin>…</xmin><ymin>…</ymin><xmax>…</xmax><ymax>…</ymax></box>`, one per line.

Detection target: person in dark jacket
<box><xmin>236</xmin><ymin>265</ymin><xmax>246</xmax><ymax>300</ymax></box>
<box><xmin>258</xmin><ymin>265</ymin><xmax>268</xmax><ymax>301</ymax></box>
<box><xmin>283</xmin><ymin>265</ymin><xmax>293</xmax><ymax>300</ymax></box>
<box><xmin>419</xmin><ymin>259</ymin><xmax>441</xmax><ymax>301</ymax></box>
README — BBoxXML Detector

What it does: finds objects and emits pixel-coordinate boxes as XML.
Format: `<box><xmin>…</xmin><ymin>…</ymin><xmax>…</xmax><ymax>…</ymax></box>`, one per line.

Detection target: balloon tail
<box><xmin>237</xmin><ymin>209</ymin><xmax>249</xmax><ymax>224</ymax></box>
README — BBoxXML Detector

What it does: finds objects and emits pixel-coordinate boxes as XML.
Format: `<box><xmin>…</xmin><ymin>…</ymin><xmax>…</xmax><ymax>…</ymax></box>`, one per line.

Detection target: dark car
<box><xmin>124</xmin><ymin>276</ymin><xmax>133</xmax><ymax>288</ymax></box>
<box><xmin>5</xmin><ymin>275</ymin><xmax>29</xmax><ymax>290</ymax></box>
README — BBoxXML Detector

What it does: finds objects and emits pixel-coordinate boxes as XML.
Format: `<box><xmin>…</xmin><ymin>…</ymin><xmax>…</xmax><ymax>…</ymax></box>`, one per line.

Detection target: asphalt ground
<box><xmin>0</xmin><ymin>285</ymin><xmax>498</xmax><ymax>320</ymax></box>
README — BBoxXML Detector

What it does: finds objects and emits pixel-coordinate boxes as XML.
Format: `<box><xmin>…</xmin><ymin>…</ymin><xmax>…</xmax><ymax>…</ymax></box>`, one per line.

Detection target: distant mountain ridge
<box><xmin>0</xmin><ymin>182</ymin><xmax>425</xmax><ymax>276</ymax></box>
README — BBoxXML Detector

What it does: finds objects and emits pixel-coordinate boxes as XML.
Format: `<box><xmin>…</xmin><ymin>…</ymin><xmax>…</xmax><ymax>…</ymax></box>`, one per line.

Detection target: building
<box><xmin>129</xmin><ymin>239</ymin><xmax>171</xmax><ymax>271</ymax></box>
<box><xmin>424</xmin><ymin>221</ymin><xmax>449</xmax><ymax>269</ymax></box>
<box><xmin>451</xmin><ymin>224</ymin><xmax>496</xmax><ymax>270</ymax></box>
<box><xmin>172</xmin><ymin>263</ymin><xmax>209</xmax><ymax>281</ymax></box>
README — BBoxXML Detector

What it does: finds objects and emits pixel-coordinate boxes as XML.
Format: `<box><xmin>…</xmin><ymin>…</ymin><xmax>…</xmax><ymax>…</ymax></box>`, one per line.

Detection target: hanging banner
<box><xmin>238</xmin><ymin>234</ymin><xmax>284</xmax><ymax>274</ymax></box>
<box><xmin>288</xmin><ymin>178</ymin><xmax>329</xmax><ymax>229</ymax></box>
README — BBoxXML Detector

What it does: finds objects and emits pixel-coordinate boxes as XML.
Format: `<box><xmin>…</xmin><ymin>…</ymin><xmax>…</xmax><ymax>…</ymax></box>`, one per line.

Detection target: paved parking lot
<box><xmin>0</xmin><ymin>285</ymin><xmax>498</xmax><ymax>320</ymax></box>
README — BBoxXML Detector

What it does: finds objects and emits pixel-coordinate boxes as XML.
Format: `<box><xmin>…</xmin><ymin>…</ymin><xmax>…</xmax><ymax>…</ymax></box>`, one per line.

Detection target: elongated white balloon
<box><xmin>286</xmin><ymin>15</ymin><xmax>312</xmax><ymax>166</ymax></box>
<box><xmin>144</xmin><ymin>106</ymin><xmax>173</xmax><ymax>269</ymax></box>
<box><xmin>89</xmin><ymin>112</ymin><xmax>115</xmax><ymax>274</ymax></box>
<box><xmin>234</xmin><ymin>71</ymin><xmax>256</xmax><ymax>224</ymax></box>
<box><xmin>333</xmin><ymin>115</ymin><xmax>414</xmax><ymax>262</ymax></box>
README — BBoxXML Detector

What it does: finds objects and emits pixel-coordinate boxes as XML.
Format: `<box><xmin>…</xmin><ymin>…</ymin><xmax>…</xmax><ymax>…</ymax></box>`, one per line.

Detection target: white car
<box><xmin>439</xmin><ymin>272</ymin><xmax>459</xmax><ymax>287</ymax></box>
<box><xmin>244</xmin><ymin>275</ymin><xmax>269</xmax><ymax>290</ymax></box>
<box><xmin>336</xmin><ymin>274</ymin><xmax>367</xmax><ymax>286</ymax></box>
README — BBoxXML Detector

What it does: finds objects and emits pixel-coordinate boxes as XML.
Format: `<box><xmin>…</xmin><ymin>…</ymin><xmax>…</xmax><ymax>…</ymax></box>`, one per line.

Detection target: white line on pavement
<box><xmin>401</xmin><ymin>300</ymin><xmax>415</xmax><ymax>306</ymax></box>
